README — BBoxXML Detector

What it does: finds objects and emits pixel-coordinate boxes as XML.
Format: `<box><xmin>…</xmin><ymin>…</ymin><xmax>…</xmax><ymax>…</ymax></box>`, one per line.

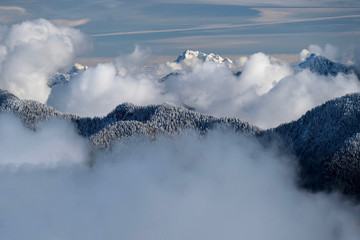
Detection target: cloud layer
<box><xmin>48</xmin><ymin>45</ymin><xmax>360</xmax><ymax>128</ymax></box>
<box><xmin>0</xmin><ymin>124</ymin><xmax>359</xmax><ymax>239</ymax></box>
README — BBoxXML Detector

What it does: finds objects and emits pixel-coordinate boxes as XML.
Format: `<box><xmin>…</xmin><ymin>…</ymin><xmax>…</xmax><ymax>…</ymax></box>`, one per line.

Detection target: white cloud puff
<box><xmin>306</xmin><ymin>44</ymin><xmax>339</xmax><ymax>61</ymax></box>
<box><xmin>0</xmin><ymin>18</ymin><xmax>91</xmax><ymax>103</ymax></box>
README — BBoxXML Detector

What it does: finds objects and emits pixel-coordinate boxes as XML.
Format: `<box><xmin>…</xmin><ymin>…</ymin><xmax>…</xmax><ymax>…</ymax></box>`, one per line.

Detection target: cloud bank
<box><xmin>0</xmin><ymin>18</ymin><xmax>91</xmax><ymax>103</ymax></box>
<box><xmin>0</xmin><ymin>125</ymin><xmax>359</xmax><ymax>239</ymax></box>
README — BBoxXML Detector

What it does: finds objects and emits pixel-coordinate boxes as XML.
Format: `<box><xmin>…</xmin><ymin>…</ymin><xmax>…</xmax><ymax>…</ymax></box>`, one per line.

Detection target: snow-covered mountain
<box><xmin>88</xmin><ymin>102</ymin><xmax>259</xmax><ymax>148</ymax></box>
<box><xmin>159</xmin><ymin>50</ymin><xmax>238</xmax><ymax>83</ymax></box>
<box><xmin>175</xmin><ymin>50</ymin><xmax>233</xmax><ymax>66</ymax></box>
<box><xmin>48</xmin><ymin>63</ymin><xmax>88</xmax><ymax>87</ymax></box>
<box><xmin>298</xmin><ymin>53</ymin><xmax>351</xmax><ymax>76</ymax></box>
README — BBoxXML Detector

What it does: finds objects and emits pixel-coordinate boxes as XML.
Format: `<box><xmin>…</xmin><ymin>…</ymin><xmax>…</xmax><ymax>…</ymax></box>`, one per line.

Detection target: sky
<box><xmin>0</xmin><ymin>0</ymin><xmax>359</xmax><ymax>58</ymax></box>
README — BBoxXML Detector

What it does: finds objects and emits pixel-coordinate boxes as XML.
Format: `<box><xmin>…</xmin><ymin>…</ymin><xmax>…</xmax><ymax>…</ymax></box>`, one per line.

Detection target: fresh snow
<box><xmin>175</xmin><ymin>49</ymin><xmax>233</xmax><ymax>66</ymax></box>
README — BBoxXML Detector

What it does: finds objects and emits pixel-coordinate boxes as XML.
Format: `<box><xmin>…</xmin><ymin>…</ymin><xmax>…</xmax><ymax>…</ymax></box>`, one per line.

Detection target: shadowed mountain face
<box><xmin>272</xmin><ymin>93</ymin><xmax>360</xmax><ymax>196</ymax></box>
<box><xmin>299</xmin><ymin>53</ymin><xmax>352</xmax><ymax>76</ymax></box>
<box><xmin>1</xmin><ymin>88</ymin><xmax>360</xmax><ymax>197</ymax></box>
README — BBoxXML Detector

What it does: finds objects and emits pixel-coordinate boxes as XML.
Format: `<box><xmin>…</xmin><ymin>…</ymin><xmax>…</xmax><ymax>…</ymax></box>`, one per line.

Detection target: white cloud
<box><xmin>239</xmin><ymin>52</ymin><xmax>292</xmax><ymax>95</ymax></box>
<box><xmin>307</xmin><ymin>44</ymin><xmax>339</xmax><ymax>61</ymax></box>
<box><xmin>50</xmin><ymin>18</ymin><xmax>91</xmax><ymax>27</ymax></box>
<box><xmin>248</xmin><ymin>70</ymin><xmax>360</xmax><ymax>128</ymax></box>
<box><xmin>48</xmin><ymin>46</ymin><xmax>166</xmax><ymax>116</ymax></box>
<box><xmin>0</xmin><ymin>6</ymin><xmax>26</xmax><ymax>13</ymax></box>
<box><xmin>0</xmin><ymin>131</ymin><xmax>359</xmax><ymax>239</ymax></box>
<box><xmin>0</xmin><ymin>18</ymin><xmax>91</xmax><ymax>103</ymax></box>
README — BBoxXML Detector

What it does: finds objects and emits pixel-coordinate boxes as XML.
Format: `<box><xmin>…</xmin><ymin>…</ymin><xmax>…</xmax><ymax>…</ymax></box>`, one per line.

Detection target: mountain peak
<box><xmin>175</xmin><ymin>50</ymin><xmax>233</xmax><ymax>65</ymax></box>
<box><xmin>48</xmin><ymin>63</ymin><xmax>88</xmax><ymax>87</ymax></box>
<box><xmin>298</xmin><ymin>53</ymin><xmax>351</xmax><ymax>76</ymax></box>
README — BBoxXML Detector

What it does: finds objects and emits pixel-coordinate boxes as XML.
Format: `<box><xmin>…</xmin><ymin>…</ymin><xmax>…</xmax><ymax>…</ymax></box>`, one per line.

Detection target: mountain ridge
<box><xmin>2</xmin><ymin>88</ymin><xmax>360</xmax><ymax>197</ymax></box>
<box><xmin>0</xmin><ymin>89</ymin><xmax>260</xmax><ymax>146</ymax></box>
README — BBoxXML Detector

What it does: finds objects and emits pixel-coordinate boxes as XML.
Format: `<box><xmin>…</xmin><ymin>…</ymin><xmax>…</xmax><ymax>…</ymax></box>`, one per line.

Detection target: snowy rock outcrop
<box><xmin>48</xmin><ymin>63</ymin><xmax>88</xmax><ymax>87</ymax></box>
<box><xmin>159</xmin><ymin>50</ymin><xmax>234</xmax><ymax>83</ymax></box>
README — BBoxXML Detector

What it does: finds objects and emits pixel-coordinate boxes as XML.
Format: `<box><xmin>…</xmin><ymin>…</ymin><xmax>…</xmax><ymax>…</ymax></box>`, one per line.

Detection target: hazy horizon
<box><xmin>1</xmin><ymin>0</ymin><xmax>359</xmax><ymax>58</ymax></box>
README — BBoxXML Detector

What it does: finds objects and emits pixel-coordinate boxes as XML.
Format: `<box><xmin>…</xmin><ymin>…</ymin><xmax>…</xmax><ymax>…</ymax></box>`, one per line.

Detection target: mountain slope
<box><xmin>90</xmin><ymin>103</ymin><xmax>260</xmax><ymax>148</ymax></box>
<box><xmin>271</xmin><ymin>93</ymin><xmax>360</xmax><ymax>195</ymax></box>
